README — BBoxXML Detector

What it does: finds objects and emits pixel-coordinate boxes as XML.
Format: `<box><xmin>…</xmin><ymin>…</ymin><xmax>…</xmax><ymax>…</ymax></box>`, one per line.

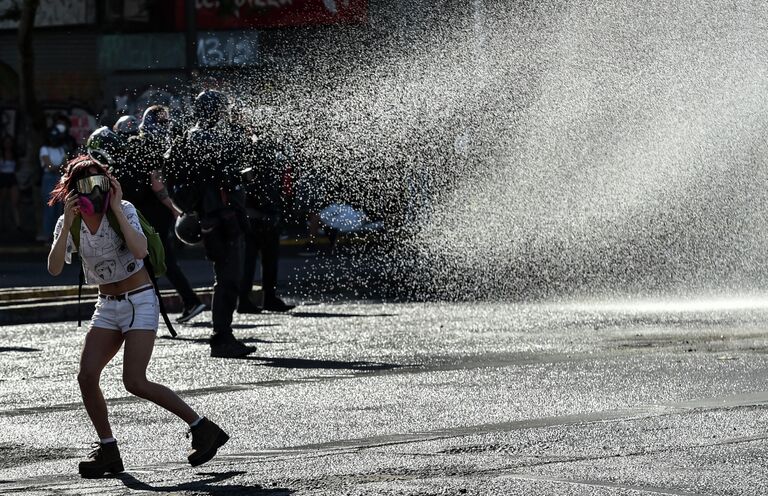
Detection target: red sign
<box><xmin>175</xmin><ymin>0</ymin><xmax>368</xmax><ymax>30</ymax></box>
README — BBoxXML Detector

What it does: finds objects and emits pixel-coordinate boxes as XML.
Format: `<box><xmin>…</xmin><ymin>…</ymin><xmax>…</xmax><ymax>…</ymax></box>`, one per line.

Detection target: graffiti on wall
<box><xmin>0</xmin><ymin>0</ymin><xmax>96</xmax><ymax>29</ymax></box>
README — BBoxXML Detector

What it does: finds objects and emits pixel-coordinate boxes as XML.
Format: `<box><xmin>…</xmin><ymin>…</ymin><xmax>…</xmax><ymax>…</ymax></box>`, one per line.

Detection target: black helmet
<box><xmin>175</xmin><ymin>212</ymin><xmax>202</xmax><ymax>245</ymax></box>
<box><xmin>193</xmin><ymin>90</ymin><xmax>228</xmax><ymax>125</ymax></box>
<box><xmin>113</xmin><ymin>115</ymin><xmax>140</xmax><ymax>137</ymax></box>
<box><xmin>140</xmin><ymin>105</ymin><xmax>171</xmax><ymax>135</ymax></box>
<box><xmin>86</xmin><ymin>126</ymin><xmax>124</xmax><ymax>166</ymax></box>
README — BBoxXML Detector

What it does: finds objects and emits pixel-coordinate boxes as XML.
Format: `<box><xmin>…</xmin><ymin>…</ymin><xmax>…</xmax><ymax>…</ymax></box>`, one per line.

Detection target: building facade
<box><xmin>0</xmin><ymin>0</ymin><xmax>372</xmax><ymax>142</ymax></box>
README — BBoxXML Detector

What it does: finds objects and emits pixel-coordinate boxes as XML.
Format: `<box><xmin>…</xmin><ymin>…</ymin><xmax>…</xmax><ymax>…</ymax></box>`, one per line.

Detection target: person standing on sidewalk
<box><xmin>39</xmin><ymin>126</ymin><xmax>68</xmax><ymax>243</ymax></box>
<box><xmin>166</xmin><ymin>90</ymin><xmax>251</xmax><ymax>358</ymax></box>
<box><xmin>53</xmin><ymin>114</ymin><xmax>79</xmax><ymax>158</ymax></box>
<box><xmin>46</xmin><ymin>156</ymin><xmax>230</xmax><ymax>478</ymax></box>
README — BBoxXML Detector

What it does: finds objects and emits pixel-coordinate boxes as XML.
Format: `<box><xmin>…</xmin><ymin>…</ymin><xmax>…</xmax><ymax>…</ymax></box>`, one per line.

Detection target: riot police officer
<box><xmin>238</xmin><ymin>134</ymin><xmax>295</xmax><ymax>314</ymax></box>
<box><xmin>166</xmin><ymin>90</ymin><xmax>251</xmax><ymax>358</ymax></box>
<box><xmin>136</xmin><ymin>106</ymin><xmax>207</xmax><ymax>323</ymax></box>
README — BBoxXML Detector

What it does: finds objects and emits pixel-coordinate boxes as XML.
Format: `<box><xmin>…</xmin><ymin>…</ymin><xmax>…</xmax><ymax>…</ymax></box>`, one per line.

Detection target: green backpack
<box><xmin>69</xmin><ymin>209</ymin><xmax>176</xmax><ymax>336</ymax></box>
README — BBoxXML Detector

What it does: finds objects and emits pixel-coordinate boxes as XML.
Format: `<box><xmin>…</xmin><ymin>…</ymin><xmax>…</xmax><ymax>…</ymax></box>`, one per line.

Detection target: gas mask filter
<box><xmin>75</xmin><ymin>175</ymin><xmax>111</xmax><ymax>215</ymax></box>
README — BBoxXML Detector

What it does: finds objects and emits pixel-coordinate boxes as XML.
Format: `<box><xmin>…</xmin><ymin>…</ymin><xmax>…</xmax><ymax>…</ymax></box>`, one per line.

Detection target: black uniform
<box><xmin>239</xmin><ymin>135</ymin><xmax>287</xmax><ymax>310</ymax></box>
<box><xmin>167</xmin><ymin>121</ymin><xmax>246</xmax><ymax>343</ymax></box>
<box><xmin>118</xmin><ymin>133</ymin><xmax>201</xmax><ymax>311</ymax></box>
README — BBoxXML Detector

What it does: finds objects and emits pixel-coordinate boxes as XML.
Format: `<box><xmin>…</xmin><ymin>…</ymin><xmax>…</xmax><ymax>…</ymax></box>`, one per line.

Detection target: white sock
<box><xmin>100</xmin><ymin>437</ymin><xmax>116</xmax><ymax>444</ymax></box>
<box><xmin>189</xmin><ymin>416</ymin><xmax>204</xmax><ymax>428</ymax></box>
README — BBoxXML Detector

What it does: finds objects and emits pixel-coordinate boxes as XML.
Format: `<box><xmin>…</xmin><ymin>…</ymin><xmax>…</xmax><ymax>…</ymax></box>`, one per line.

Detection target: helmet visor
<box><xmin>76</xmin><ymin>175</ymin><xmax>111</xmax><ymax>195</ymax></box>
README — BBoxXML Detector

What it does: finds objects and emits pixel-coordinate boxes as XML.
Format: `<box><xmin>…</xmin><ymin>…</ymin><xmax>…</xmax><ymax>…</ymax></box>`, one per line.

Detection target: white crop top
<box><xmin>53</xmin><ymin>201</ymin><xmax>146</xmax><ymax>285</ymax></box>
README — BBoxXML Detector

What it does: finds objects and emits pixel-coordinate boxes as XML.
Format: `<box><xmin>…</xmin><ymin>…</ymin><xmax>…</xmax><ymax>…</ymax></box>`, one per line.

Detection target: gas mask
<box><xmin>75</xmin><ymin>175</ymin><xmax>111</xmax><ymax>215</ymax></box>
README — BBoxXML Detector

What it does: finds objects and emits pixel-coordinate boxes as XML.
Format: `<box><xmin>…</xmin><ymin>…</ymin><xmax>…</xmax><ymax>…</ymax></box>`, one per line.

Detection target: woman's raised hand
<box><xmin>63</xmin><ymin>191</ymin><xmax>80</xmax><ymax>228</ymax></box>
<box><xmin>108</xmin><ymin>175</ymin><xmax>123</xmax><ymax>212</ymax></box>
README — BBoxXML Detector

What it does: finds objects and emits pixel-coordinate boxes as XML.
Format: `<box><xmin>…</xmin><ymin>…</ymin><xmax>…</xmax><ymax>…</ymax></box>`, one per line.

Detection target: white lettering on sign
<box><xmin>322</xmin><ymin>0</ymin><xmax>351</xmax><ymax>14</ymax></box>
<box><xmin>197</xmin><ymin>32</ymin><xmax>258</xmax><ymax>67</ymax></box>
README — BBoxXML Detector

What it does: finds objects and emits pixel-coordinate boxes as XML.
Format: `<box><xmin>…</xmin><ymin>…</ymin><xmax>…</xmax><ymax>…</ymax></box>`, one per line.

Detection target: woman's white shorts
<box><xmin>90</xmin><ymin>285</ymin><xmax>159</xmax><ymax>333</ymax></box>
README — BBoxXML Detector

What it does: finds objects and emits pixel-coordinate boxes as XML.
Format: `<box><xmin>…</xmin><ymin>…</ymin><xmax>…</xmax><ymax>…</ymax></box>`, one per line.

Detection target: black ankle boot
<box><xmin>262</xmin><ymin>296</ymin><xmax>295</xmax><ymax>312</ymax></box>
<box><xmin>187</xmin><ymin>417</ymin><xmax>230</xmax><ymax>467</ymax></box>
<box><xmin>78</xmin><ymin>440</ymin><xmax>124</xmax><ymax>478</ymax></box>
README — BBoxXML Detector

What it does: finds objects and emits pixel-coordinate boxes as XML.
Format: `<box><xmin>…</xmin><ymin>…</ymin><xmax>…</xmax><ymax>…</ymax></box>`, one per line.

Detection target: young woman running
<box><xmin>47</xmin><ymin>155</ymin><xmax>229</xmax><ymax>478</ymax></box>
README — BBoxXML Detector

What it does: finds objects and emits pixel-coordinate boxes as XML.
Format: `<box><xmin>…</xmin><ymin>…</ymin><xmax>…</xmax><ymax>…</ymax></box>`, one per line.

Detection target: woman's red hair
<box><xmin>47</xmin><ymin>155</ymin><xmax>109</xmax><ymax>206</ymax></box>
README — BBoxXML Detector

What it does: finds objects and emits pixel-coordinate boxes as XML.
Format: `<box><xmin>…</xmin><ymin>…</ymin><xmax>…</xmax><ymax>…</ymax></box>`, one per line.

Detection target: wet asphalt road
<box><xmin>1</xmin><ymin>297</ymin><xmax>768</xmax><ymax>495</ymax></box>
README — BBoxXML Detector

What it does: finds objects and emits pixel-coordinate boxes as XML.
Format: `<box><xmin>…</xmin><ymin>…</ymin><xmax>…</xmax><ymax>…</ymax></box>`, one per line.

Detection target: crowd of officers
<box><xmin>86</xmin><ymin>90</ymin><xmax>295</xmax><ymax>358</ymax></box>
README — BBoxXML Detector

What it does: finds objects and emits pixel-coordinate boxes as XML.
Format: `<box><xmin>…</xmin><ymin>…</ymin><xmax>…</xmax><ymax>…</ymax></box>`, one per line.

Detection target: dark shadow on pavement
<box><xmin>158</xmin><ymin>335</ymin><xmax>210</xmax><ymax>344</ymax></box>
<box><xmin>0</xmin><ymin>346</ymin><xmax>41</xmax><ymax>353</ymax></box>
<box><xmin>182</xmin><ymin>322</ymin><xmax>279</xmax><ymax>330</ymax></box>
<box><xmin>158</xmin><ymin>335</ymin><xmax>284</xmax><ymax>345</ymax></box>
<box><xmin>239</xmin><ymin>337</ymin><xmax>287</xmax><ymax>345</ymax></box>
<box><xmin>247</xmin><ymin>356</ymin><xmax>402</xmax><ymax>371</ymax></box>
<box><xmin>290</xmin><ymin>311</ymin><xmax>397</xmax><ymax>319</ymax></box>
<box><xmin>117</xmin><ymin>470</ymin><xmax>293</xmax><ymax>495</ymax></box>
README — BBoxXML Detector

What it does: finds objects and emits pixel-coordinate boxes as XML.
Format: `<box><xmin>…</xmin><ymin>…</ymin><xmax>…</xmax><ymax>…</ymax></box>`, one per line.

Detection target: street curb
<box><xmin>0</xmin><ymin>287</ymin><xmax>214</xmax><ymax>326</ymax></box>
<box><xmin>0</xmin><ymin>285</ymin><xmax>98</xmax><ymax>302</ymax></box>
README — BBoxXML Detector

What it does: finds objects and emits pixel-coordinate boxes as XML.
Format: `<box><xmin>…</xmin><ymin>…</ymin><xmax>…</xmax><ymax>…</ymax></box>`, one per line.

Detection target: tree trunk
<box><xmin>17</xmin><ymin>0</ymin><xmax>44</xmax><ymax>190</ymax></box>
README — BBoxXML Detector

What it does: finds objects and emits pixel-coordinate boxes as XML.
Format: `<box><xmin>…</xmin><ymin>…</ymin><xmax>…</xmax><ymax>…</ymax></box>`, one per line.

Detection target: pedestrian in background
<box><xmin>46</xmin><ymin>155</ymin><xmax>229</xmax><ymax>478</ymax></box>
<box><xmin>53</xmin><ymin>113</ymin><xmax>79</xmax><ymax>158</ymax></box>
<box><xmin>38</xmin><ymin>126</ymin><xmax>68</xmax><ymax>243</ymax></box>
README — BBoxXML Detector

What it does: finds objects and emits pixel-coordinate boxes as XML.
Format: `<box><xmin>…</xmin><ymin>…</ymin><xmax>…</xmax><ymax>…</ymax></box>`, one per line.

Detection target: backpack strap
<box><xmin>106</xmin><ymin>210</ymin><xmax>121</xmax><ymax>237</ymax></box>
<box><xmin>69</xmin><ymin>216</ymin><xmax>81</xmax><ymax>250</ymax></box>
<box><xmin>143</xmin><ymin>259</ymin><xmax>177</xmax><ymax>337</ymax></box>
<box><xmin>77</xmin><ymin>257</ymin><xmax>84</xmax><ymax>327</ymax></box>
<box><xmin>69</xmin><ymin>217</ymin><xmax>83</xmax><ymax>327</ymax></box>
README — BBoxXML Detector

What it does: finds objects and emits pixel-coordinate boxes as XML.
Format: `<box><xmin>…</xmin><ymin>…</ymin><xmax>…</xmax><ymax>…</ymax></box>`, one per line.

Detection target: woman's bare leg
<box><xmin>122</xmin><ymin>330</ymin><xmax>199</xmax><ymax>424</ymax></box>
<box><xmin>78</xmin><ymin>328</ymin><xmax>124</xmax><ymax>439</ymax></box>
